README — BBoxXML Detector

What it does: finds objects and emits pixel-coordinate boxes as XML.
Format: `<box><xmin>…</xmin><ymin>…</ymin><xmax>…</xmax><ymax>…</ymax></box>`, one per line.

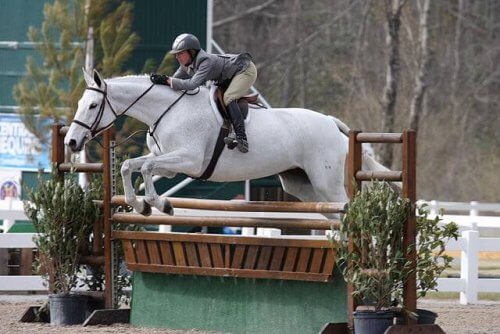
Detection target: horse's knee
<box><xmin>140</xmin><ymin>161</ymin><xmax>154</xmax><ymax>175</ymax></box>
<box><xmin>121</xmin><ymin>160</ymin><xmax>130</xmax><ymax>175</ymax></box>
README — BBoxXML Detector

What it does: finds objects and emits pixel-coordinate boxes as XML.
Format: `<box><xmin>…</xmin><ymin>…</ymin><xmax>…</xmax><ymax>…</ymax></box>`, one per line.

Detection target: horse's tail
<box><xmin>330</xmin><ymin>116</ymin><xmax>403</xmax><ymax>190</ymax></box>
<box><xmin>328</xmin><ymin>116</ymin><xmax>350</xmax><ymax>136</ymax></box>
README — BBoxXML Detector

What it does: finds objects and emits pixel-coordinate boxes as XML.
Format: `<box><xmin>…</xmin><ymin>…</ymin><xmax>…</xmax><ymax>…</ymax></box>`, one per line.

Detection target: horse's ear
<box><xmin>93</xmin><ymin>69</ymin><xmax>103</xmax><ymax>88</ymax></box>
<box><xmin>83</xmin><ymin>68</ymin><xmax>93</xmax><ymax>86</ymax></box>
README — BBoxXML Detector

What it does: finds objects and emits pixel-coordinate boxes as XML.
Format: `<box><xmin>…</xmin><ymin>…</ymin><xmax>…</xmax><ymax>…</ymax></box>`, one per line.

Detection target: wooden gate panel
<box><xmin>113</xmin><ymin>231</ymin><xmax>336</xmax><ymax>282</ymax></box>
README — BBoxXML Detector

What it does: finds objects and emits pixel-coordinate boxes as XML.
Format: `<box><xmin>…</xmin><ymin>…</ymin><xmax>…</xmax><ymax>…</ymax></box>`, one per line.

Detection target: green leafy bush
<box><xmin>331</xmin><ymin>181</ymin><xmax>460</xmax><ymax>312</ymax></box>
<box><xmin>331</xmin><ymin>181</ymin><xmax>413</xmax><ymax>310</ymax></box>
<box><xmin>415</xmin><ymin>204</ymin><xmax>459</xmax><ymax>298</ymax></box>
<box><xmin>24</xmin><ymin>169</ymin><xmax>100</xmax><ymax>295</ymax></box>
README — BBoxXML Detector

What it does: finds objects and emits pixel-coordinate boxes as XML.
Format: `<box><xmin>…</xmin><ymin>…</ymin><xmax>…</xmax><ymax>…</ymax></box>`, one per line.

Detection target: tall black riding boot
<box><xmin>224</xmin><ymin>101</ymin><xmax>249</xmax><ymax>153</ymax></box>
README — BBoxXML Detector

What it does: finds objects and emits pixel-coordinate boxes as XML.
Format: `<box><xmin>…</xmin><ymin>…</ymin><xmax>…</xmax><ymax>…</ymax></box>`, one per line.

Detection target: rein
<box><xmin>148</xmin><ymin>90</ymin><xmax>188</xmax><ymax>151</ymax></box>
<box><xmin>73</xmin><ymin>81</ymin><xmax>195</xmax><ymax>151</ymax></box>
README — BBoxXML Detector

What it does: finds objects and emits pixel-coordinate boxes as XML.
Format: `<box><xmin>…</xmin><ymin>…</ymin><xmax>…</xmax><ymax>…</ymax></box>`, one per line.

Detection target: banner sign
<box><xmin>0</xmin><ymin>114</ymin><xmax>50</xmax><ymax>170</ymax></box>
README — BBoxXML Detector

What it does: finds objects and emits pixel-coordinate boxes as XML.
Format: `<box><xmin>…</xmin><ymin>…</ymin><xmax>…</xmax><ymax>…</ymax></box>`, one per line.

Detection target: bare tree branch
<box><xmin>256</xmin><ymin>0</ymin><xmax>362</xmax><ymax>70</ymax></box>
<box><xmin>380</xmin><ymin>0</ymin><xmax>407</xmax><ymax>167</ymax></box>
<box><xmin>409</xmin><ymin>0</ymin><xmax>431</xmax><ymax>131</ymax></box>
<box><xmin>213</xmin><ymin>0</ymin><xmax>277</xmax><ymax>28</ymax></box>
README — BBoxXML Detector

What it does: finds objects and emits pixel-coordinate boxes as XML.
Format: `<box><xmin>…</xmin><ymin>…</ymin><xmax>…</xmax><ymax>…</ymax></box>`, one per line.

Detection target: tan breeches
<box><xmin>223</xmin><ymin>62</ymin><xmax>257</xmax><ymax>105</ymax></box>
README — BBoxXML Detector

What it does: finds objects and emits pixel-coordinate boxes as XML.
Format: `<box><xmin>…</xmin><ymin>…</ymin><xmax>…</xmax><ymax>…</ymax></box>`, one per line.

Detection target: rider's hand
<box><xmin>150</xmin><ymin>73</ymin><xmax>169</xmax><ymax>85</ymax></box>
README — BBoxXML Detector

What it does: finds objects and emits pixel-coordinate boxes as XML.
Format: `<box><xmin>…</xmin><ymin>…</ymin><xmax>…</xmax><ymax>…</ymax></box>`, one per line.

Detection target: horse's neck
<box><xmin>107</xmin><ymin>78</ymin><xmax>213</xmax><ymax>129</ymax></box>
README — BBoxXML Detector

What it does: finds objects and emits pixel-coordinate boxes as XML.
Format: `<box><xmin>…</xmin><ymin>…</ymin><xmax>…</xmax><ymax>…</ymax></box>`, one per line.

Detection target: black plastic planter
<box><xmin>353</xmin><ymin>310</ymin><xmax>394</xmax><ymax>334</ymax></box>
<box><xmin>49</xmin><ymin>294</ymin><xmax>88</xmax><ymax>325</ymax></box>
<box><xmin>415</xmin><ymin>308</ymin><xmax>438</xmax><ymax>324</ymax></box>
<box><xmin>395</xmin><ymin>308</ymin><xmax>438</xmax><ymax>325</ymax></box>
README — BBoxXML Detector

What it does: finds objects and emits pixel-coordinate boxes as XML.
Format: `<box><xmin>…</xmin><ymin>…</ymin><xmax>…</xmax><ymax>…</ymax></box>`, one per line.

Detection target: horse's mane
<box><xmin>108</xmin><ymin>74</ymin><xmax>149</xmax><ymax>81</ymax></box>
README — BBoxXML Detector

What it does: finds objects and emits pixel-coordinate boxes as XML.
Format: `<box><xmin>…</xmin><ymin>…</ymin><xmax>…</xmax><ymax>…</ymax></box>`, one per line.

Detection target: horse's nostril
<box><xmin>68</xmin><ymin>139</ymin><xmax>77</xmax><ymax>149</ymax></box>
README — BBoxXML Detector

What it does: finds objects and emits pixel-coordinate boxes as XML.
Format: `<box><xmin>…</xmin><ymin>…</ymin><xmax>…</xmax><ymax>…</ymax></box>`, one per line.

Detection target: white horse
<box><xmin>65</xmin><ymin>70</ymin><xmax>385</xmax><ymax>215</ymax></box>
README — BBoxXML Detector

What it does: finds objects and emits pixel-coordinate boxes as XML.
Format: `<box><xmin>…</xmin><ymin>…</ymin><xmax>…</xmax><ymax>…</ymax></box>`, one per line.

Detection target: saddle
<box><xmin>213</xmin><ymin>87</ymin><xmax>261</xmax><ymax>121</ymax></box>
<box><xmin>198</xmin><ymin>88</ymin><xmax>262</xmax><ymax>181</ymax></box>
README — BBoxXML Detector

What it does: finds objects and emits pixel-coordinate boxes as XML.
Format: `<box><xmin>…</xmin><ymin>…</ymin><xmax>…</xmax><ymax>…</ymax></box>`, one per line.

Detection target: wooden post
<box><xmin>347</xmin><ymin>130</ymin><xmax>362</xmax><ymax>199</ymax></box>
<box><xmin>346</xmin><ymin>130</ymin><xmax>362</xmax><ymax>328</ymax></box>
<box><xmin>51</xmin><ymin>124</ymin><xmax>65</xmax><ymax>178</ymax></box>
<box><xmin>20</xmin><ymin>249</ymin><xmax>34</xmax><ymax>275</ymax></box>
<box><xmin>102</xmin><ymin>127</ymin><xmax>114</xmax><ymax>308</ymax></box>
<box><xmin>402</xmin><ymin>129</ymin><xmax>417</xmax><ymax>322</ymax></box>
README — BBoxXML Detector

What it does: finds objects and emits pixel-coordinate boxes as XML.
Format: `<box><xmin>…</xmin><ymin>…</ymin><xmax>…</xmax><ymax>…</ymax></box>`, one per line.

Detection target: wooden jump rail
<box><xmin>111</xmin><ymin>195</ymin><xmax>346</xmax><ymax>213</ymax></box>
<box><xmin>112</xmin><ymin>212</ymin><xmax>340</xmax><ymax>230</ymax></box>
<box><xmin>57</xmin><ymin>162</ymin><xmax>104</xmax><ymax>173</ymax></box>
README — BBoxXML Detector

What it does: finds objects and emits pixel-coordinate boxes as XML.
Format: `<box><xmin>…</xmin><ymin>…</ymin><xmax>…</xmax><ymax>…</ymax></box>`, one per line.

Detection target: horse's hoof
<box><xmin>139</xmin><ymin>201</ymin><xmax>152</xmax><ymax>216</ymax></box>
<box><xmin>163</xmin><ymin>202</ymin><xmax>174</xmax><ymax>216</ymax></box>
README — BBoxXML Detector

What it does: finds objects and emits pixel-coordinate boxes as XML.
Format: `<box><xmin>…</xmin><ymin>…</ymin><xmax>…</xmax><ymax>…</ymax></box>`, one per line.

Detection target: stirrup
<box><xmin>224</xmin><ymin>136</ymin><xmax>237</xmax><ymax>150</ymax></box>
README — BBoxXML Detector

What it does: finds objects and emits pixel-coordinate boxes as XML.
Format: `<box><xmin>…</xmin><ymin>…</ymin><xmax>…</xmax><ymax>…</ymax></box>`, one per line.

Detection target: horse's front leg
<box><xmin>121</xmin><ymin>154</ymin><xmax>154</xmax><ymax>215</ymax></box>
<box><xmin>141</xmin><ymin>151</ymin><xmax>203</xmax><ymax>215</ymax></box>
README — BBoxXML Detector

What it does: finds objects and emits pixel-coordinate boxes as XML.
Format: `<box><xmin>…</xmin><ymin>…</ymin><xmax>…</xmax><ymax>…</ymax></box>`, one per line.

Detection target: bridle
<box><xmin>72</xmin><ymin>79</ymin><xmax>195</xmax><ymax>151</ymax></box>
<box><xmin>72</xmin><ymin>80</ymin><xmax>155</xmax><ymax>137</ymax></box>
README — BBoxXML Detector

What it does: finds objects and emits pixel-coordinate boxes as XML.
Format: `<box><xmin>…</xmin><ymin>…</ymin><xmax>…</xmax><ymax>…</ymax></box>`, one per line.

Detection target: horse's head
<box><xmin>64</xmin><ymin>69</ymin><xmax>117</xmax><ymax>152</ymax></box>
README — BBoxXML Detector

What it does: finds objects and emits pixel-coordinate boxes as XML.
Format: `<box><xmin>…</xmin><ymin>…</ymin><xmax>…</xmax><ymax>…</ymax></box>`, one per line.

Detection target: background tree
<box><xmin>379</xmin><ymin>0</ymin><xmax>406</xmax><ymax>167</ymax></box>
<box><xmin>214</xmin><ymin>0</ymin><xmax>500</xmax><ymax>201</ymax></box>
<box><xmin>14</xmin><ymin>0</ymin><xmax>140</xmax><ymax>158</ymax></box>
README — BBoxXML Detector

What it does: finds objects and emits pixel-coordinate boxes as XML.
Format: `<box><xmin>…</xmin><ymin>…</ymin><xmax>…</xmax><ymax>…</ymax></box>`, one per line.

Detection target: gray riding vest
<box><xmin>170</xmin><ymin>50</ymin><xmax>252</xmax><ymax>91</ymax></box>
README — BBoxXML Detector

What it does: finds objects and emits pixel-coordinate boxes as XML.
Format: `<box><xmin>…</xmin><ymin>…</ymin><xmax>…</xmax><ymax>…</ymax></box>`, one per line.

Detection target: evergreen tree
<box><xmin>14</xmin><ymin>0</ymin><xmax>139</xmax><ymax>147</ymax></box>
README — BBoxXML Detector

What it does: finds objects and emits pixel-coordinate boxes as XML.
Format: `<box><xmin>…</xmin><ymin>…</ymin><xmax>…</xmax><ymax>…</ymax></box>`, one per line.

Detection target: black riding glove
<box><xmin>150</xmin><ymin>73</ymin><xmax>169</xmax><ymax>85</ymax></box>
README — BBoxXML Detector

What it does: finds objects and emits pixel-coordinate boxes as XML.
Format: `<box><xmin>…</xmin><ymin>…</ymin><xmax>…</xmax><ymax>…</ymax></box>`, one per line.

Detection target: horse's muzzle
<box><xmin>67</xmin><ymin>138</ymin><xmax>83</xmax><ymax>152</ymax></box>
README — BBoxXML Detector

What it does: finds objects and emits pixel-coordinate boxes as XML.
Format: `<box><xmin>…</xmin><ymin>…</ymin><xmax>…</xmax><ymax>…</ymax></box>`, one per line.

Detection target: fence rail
<box><xmin>436</xmin><ymin>231</ymin><xmax>500</xmax><ymax>304</ymax></box>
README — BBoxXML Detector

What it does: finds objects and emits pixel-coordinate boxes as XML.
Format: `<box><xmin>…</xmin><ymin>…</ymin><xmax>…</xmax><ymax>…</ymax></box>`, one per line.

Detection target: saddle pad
<box><xmin>209</xmin><ymin>85</ymin><xmax>251</xmax><ymax>127</ymax></box>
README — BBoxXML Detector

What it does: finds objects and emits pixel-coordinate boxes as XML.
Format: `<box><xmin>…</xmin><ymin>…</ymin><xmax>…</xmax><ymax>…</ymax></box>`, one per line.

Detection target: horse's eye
<box><xmin>89</xmin><ymin>103</ymin><xmax>98</xmax><ymax>109</ymax></box>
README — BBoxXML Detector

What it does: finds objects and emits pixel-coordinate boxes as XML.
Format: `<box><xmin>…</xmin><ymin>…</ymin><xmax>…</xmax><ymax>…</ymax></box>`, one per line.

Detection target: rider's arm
<box><xmin>172</xmin><ymin>66</ymin><xmax>190</xmax><ymax>80</ymax></box>
<box><xmin>170</xmin><ymin>58</ymin><xmax>210</xmax><ymax>91</ymax></box>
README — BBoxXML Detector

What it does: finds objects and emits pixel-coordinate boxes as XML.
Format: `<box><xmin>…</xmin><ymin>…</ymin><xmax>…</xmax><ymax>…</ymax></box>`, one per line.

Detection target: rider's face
<box><xmin>175</xmin><ymin>51</ymin><xmax>192</xmax><ymax>66</ymax></box>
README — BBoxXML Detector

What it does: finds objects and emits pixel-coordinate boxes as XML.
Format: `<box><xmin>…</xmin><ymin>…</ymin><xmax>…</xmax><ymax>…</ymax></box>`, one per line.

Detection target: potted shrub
<box><xmin>393</xmin><ymin>204</ymin><xmax>459</xmax><ymax>324</ymax></box>
<box><xmin>330</xmin><ymin>181</ymin><xmax>413</xmax><ymax>334</ymax></box>
<box><xmin>24</xmin><ymin>169</ymin><xmax>100</xmax><ymax>325</ymax></box>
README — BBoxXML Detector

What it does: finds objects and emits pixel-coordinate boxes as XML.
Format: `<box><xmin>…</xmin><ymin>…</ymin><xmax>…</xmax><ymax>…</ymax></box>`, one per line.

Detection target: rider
<box><xmin>150</xmin><ymin>33</ymin><xmax>257</xmax><ymax>153</ymax></box>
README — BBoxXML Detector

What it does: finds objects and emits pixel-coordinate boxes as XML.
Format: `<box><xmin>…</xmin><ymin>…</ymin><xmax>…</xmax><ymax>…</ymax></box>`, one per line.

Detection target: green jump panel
<box><xmin>131</xmin><ymin>271</ymin><xmax>347</xmax><ymax>334</ymax></box>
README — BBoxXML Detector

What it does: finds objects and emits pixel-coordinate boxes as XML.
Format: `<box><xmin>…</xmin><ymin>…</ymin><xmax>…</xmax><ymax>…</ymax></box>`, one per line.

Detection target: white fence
<box><xmin>435</xmin><ymin>230</ymin><xmax>500</xmax><ymax>304</ymax></box>
<box><xmin>0</xmin><ymin>199</ymin><xmax>45</xmax><ymax>290</ymax></box>
<box><xmin>1</xmin><ymin>199</ymin><xmax>500</xmax><ymax>302</ymax></box>
<box><xmin>421</xmin><ymin>200</ymin><xmax>500</xmax><ymax>304</ymax></box>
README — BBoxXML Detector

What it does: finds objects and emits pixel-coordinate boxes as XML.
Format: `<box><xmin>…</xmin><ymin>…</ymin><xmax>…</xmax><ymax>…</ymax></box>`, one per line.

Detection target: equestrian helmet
<box><xmin>170</xmin><ymin>33</ymin><xmax>201</xmax><ymax>54</ymax></box>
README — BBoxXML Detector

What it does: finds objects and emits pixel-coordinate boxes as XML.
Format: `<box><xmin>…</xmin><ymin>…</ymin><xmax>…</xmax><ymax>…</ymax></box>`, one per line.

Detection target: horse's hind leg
<box><xmin>303</xmin><ymin>160</ymin><xmax>348</xmax><ymax>204</ymax></box>
<box><xmin>278</xmin><ymin>169</ymin><xmax>324</xmax><ymax>202</ymax></box>
<box><xmin>279</xmin><ymin>169</ymin><xmax>337</xmax><ymax>233</ymax></box>
<box><xmin>121</xmin><ymin>154</ymin><xmax>154</xmax><ymax>215</ymax></box>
